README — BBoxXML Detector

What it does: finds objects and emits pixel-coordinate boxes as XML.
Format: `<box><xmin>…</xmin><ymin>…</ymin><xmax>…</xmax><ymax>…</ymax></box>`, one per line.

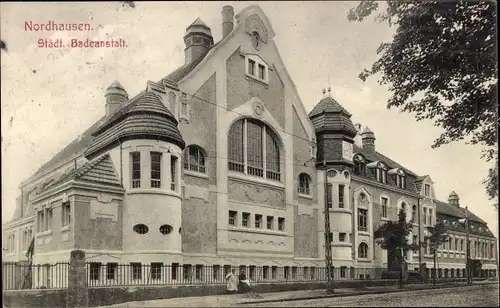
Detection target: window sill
<box><xmin>184</xmin><ymin>170</ymin><xmax>209</xmax><ymax>179</ymax></box>
<box><xmin>381</xmin><ymin>217</ymin><xmax>390</xmax><ymax>221</ymax></box>
<box><xmin>357</xmin><ymin>258</ymin><xmax>371</xmax><ymax>262</ymax></box>
<box><xmin>332</xmin><ymin>242</ymin><xmax>352</xmax><ymax>247</ymax></box>
<box><xmin>298</xmin><ymin>193</ymin><xmax>313</xmax><ymax>200</ymax></box>
<box><xmin>61</xmin><ymin>226</ymin><xmax>70</xmax><ymax>232</ymax></box>
<box><xmin>127</xmin><ymin>188</ymin><xmax>181</xmax><ymax>198</ymax></box>
<box><xmin>228</xmin><ymin>172</ymin><xmax>285</xmax><ymax>190</ymax></box>
<box><xmin>37</xmin><ymin>230</ymin><xmax>53</xmax><ymax>237</ymax></box>
<box><xmin>329</xmin><ymin>208</ymin><xmax>352</xmax><ymax>214</ymax></box>
<box><xmin>357</xmin><ymin>231</ymin><xmax>370</xmax><ymax>236</ymax></box>
<box><xmin>228</xmin><ymin>225</ymin><xmax>286</xmax><ymax>236</ymax></box>
<box><xmin>245</xmin><ymin>74</ymin><xmax>269</xmax><ymax>87</ymax></box>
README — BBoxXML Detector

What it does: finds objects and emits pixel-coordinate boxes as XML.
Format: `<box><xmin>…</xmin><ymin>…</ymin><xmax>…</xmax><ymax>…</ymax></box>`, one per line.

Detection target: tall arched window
<box><xmin>298</xmin><ymin>173</ymin><xmax>311</xmax><ymax>195</ymax></box>
<box><xmin>411</xmin><ymin>205</ymin><xmax>417</xmax><ymax>223</ymax></box>
<box><xmin>228</xmin><ymin>118</ymin><xmax>281</xmax><ymax>181</ymax></box>
<box><xmin>184</xmin><ymin>145</ymin><xmax>206</xmax><ymax>173</ymax></box>
<box><xmin>353</xmin><ymin>155</ymin><xmax>366</xmax><ymax>177</ymax></box>
<box><xmin>358</xmin><ymin>242</ymin><xmax>368</xmax><ymax>259</ymax></box>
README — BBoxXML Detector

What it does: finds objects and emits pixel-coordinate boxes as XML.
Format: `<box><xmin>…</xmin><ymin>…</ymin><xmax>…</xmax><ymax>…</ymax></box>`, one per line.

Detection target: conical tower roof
<box><xmin>85</xmin><ymin>92</ymin><xmax>185</xmax><ymax>159</ymax></box>
<box><xmin>308</xmin><ymin>95</ymin><xmax>357</xmax><ymax>138</ymax></box>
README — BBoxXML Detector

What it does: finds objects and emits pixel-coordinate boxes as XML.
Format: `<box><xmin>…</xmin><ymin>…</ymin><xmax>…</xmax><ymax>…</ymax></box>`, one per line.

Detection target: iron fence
<box><xmin>84</xmin><ymin>263</ymin><xmax>378</xmax><ymax>287</ymax></box>
<box><xmin>2</xmin><ymin>262</ymin><xmax>69</xmax><ymax>290</ymax></box>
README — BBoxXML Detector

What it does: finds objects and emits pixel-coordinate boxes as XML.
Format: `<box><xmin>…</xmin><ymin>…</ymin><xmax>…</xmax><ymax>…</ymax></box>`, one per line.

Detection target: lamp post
<box><xmin>323</xmin><ymin>163</ymin><xmax>335</xmax><ymax>294</ymax></box>
<box><xmin>417</xmin><ymin>197</ymin><xmax>423</xmax><ymax>281</ymax></box>
<box><xmin>459</xmin><ymin>206</ymin><xmax>471</xmax><ymax>284</ymax></box>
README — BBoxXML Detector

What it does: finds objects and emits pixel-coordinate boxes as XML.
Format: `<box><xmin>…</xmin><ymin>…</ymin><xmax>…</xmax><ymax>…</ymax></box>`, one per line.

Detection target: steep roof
<box><xmin>308</xmin><ymin>96</ymin><xmax>358</xmax><ymax>138</ymax></box>
<box><xmin>85</xmin><ymin>92</ymin><xmax>185</xmax><ymax>159</ymax></box>
<box><xmin>40</xmin><ymin>154</ymin><xmax>121</xmax><ymax>193</ymax></box>
<box><xmin>435</xmin><ymin>200</ymin><xmax>486</xmax><ymax>224</ymax></box>
<box><xmin>353</xmin><ymin>144</ymin><xmax>418</xmax><ymax>177</ymax></box>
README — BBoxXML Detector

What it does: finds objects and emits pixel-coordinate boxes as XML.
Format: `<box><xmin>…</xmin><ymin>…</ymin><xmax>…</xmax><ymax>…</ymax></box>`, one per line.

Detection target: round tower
<box><xmin>183</xmin><ymin>18</ymin><xmax>214</xmax><ymax>64</ymax></box>
<box><xmin>361</xmin><ymin>127</ymin><xmax>376</xmax><ymax>152</ymax></box>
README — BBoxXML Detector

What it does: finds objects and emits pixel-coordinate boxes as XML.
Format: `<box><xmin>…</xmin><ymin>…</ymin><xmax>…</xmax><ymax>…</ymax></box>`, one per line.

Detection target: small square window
<box><xmin>242</xmin><ymin>212</ymin><xmax>250</xmax><ymax>227</ymax></box>
<box><xmin>255</xmin><ymin>214</ymin><xmax>263</xmax><ymax>228</ymax></box>
<box><xmin>339</xmin><ymin>233</ymin><xmax>346</xmax><ymax>242</ymax></box>
<box><xmin>267</xmin><ymin>216</ymin><xmax>274</xmax><ymax>230</ymax></box>
<box><xmin>229</xmin><ymin>211</ymin><xmax>237</xmax><ymax>226</ymax></box>
<box><xmin>278</xmin><ymin>217</ymin><xmax>285</xmax><ymax>231</ymax></box>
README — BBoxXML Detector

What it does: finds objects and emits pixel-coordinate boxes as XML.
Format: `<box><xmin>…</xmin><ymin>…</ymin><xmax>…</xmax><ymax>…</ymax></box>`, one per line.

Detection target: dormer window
<box><xmin>368</xmin><ymin>161</ymin><xmax>387</xmax><ymax>184</ymax></box>
<box><xmin>395</xmin><ymin>171</ymin><xmax>405</xmax><ymax>189</ymax></box>
<box><xmin>424</xmin><ymin>184</ymin><xmax>431</xmax><ymax>197</ymax></box>
<box><xmin>244</xmin><ymin>54</ymin><xmax>269</xmax><ymax>84</ymax></box>
<box><xmin>353</xmin><ymin>155</ymin><xmax>367</xmax><ymax>177</ymax></box>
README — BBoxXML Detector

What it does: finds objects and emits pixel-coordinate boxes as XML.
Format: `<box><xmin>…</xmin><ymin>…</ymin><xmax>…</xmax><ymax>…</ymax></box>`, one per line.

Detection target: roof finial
<box><xmin>328</xmin><ymin>86</ymin><xmax>331</xmax><ymax>97</ymax></box>
<box><xmin>322</xmin><ymin>88</ymin><xmax>326</xmax><ymax>97</ymax></box>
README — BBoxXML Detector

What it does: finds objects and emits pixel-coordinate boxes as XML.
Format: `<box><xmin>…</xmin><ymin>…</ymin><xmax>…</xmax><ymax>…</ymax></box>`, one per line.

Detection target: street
<box><xmin>245</xmin><ymin>284</ymin><xmax>499</xmax><ymax>307</ymax></box>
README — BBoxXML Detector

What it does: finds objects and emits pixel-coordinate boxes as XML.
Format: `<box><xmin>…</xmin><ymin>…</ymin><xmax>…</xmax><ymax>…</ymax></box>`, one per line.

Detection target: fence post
<box><xmin>66</xmin><ymin>250</ymin><xmax>88</xmax><ymax>308</ymax></box>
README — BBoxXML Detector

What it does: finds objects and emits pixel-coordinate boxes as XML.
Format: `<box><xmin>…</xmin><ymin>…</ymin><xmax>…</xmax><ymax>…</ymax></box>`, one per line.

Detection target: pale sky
<box><xmin>1</xmin><ymin>1</ymin><xmax>497</xmax><ymax>238</ymax></box>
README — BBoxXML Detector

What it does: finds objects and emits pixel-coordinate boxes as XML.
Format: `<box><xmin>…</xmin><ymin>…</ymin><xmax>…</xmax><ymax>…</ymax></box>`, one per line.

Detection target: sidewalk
<box><xmin>99</xmin><ymin>280</ymin><xmax>498</xmax><ymax>308</ymax></box>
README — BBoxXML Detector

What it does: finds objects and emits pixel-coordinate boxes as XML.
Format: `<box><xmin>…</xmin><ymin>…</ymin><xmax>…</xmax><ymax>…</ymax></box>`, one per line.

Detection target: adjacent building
<box><xmin>2</xmin><ymin>4</ymin><xmax>497</xmax><ymax>286</ymax></box>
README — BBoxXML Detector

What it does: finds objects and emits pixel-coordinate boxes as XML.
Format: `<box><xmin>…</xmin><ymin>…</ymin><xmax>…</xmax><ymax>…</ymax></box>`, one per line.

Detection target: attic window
<box><xmin>245</xmin><ymin>55</ymin><xmax>269</xmax><ymax>84</ymax></box>
<box><xmin>424</xmin><ymin>184</ymin><xmax>431</xmax><ymax>197</ymax></box>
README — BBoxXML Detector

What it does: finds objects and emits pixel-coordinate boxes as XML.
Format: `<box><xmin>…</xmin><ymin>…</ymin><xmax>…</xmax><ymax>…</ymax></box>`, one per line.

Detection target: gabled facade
<box><xmin>2</xmin><ymin>4</ymin><xmax>497</xmax><ymax>283</ymax></box>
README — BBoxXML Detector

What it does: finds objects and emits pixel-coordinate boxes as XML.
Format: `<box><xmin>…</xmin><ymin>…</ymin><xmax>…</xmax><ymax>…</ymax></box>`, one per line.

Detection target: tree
<box><xmin>376</xmin><ymin>209</ymin><xmax>419</xmax><ymax>287</ymax></box>
<box><xmin>424</xmin><ymin>220</ymin><xmax>449</xmax><ymax>285</ymax></box>
<box><xmin>347</xmin><ymin>1</ymin><xmax>498</xmax><ymax>208</ymax></box>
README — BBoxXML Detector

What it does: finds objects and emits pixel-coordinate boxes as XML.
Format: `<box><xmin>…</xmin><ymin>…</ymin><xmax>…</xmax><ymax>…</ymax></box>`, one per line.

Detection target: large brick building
<box><xmin>2</xmin><ymin>4</ymin><xmax>497</xmax><ymax>284</ymax></box>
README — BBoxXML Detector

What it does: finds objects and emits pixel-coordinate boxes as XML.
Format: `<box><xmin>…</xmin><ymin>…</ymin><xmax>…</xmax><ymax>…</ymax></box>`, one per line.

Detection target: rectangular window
<box><xmin>424</xmin><ymin>184</ymin><xmax>430</xmax><ymax>197</ymax></box>
<box><xmin>284</xmin><ymin>266</ymin><xmax>290</xmax><ymax>279</ymax></box>
<box><xmin>341</xmin><ymin>266</ymin><xmax>347</xmax><ymax>279</ymax></box>
<box><xmin>150</xmin><ymin>152</ymin><xmax>162</xmax><ymax>188</ymax></box>
<box><xmin>62</xmin><ymin>202</ymin><xmax>71</xmax><ymax>227</ymax></box>
<box><xmin>46</xmin><ymin>208</ymin><xmax>53</xmax><ymax>231</ymax></box>
<box><xmin>413</xmin><ymin>235</ymin><xmax>418</xmax><ymax>247</ymax></box>
<box><xmin>248</xmin><ymin>59</ymin><xmax>256</xmax><ymax>76</ymax></box>
<box><xmin>90</xmin><ymin>262</ymin><xmax>101</xmax><ymax>281</ymax></box>
<box><xmin>326</xmin><ymin>184</ymin><xmax>333</xmax><ymax>208</ymax></box>
<box><xmin>291</xmin><ymin>266</ymin><xmax>297</xmax><ymax>280</ymax></box>
<box><xmin>131</xmin><ymin>152</ymin><xmax>141</xmax><ymax>188</ymax></box>
<box><xmin>358</xmin><ymin>208</ymin><xmax>368</xmax><ymax>232</ymax></box>
<box><xmin>267</xmin><ymin>216</ymin><xmax>274</xmax><ymax>230</ymax></box>
<box><xmin>106</xmin><ymin>263</ymin><xmax>117</xmax><ymax>280</ymax></box>
<box><xmin>249</xmin><ymin>265</ymin><xmax>256</xmax><ymax>280</ymax></box>
<box><xmin>338</xmin><ymin>185</ymin><xmax>345</xmax><ymax>208</ymax></box>
<box><xmin>242</xmin><ymin>212</ymin><xmax>250</xmax><ymax>227</ymax></box>
<box><xmin>329</xmin><ymin>232</ymin><xmax>333</xmax><ymax>242</ymax></box>
<box><xmin>429</xmin><ymin>209</ymin><xmax>433</xmax><ymax>225</ymax></box>
<box><xmin>339</xmin><ymin>233</ymin><xmax>346</xmax><ymax>242</ymax></box>
<box><xmin>310</xmin><ymin>267</ymin><xmax>315</xmax><ymax>279</ymax></box>
<box><xmin>195</xmin><ymin>265</ymin><xmax>203</xmax><ymax>280</ymax></box>
<box><xmin>229</xmin><ymin>211</ymin><xmax>237</xmax><ymax>226</ymax></box>
<box><xmin>258</xmin><ymin>64</ymin><xmax>265</xmax><ymax>80</ymax></box>
<box><xmin>278</xmin><ymin>217</ymin><xmax>285</xmax><ymax>231</ymax></box>
<box><xmin>172</xmin><ymin>263</ymin><xmax>179</xmax><ymax>280</ymax></box>
<box><xmin>263</xmin><ymin>266</ymin><xmax>269</xmax><ymax>280</ymax></box>
<box><xmin>151</xmin><ymin>263</ymin><xmax>162</xmax><ymax>280</ymax></box>
<box><xmin>171</xmin><ymin>156</ymin><xmax>177</xmax><ymax>191</ymax></box>
<box><xmin>271</xmin><ymin>266</ymin><xmax>277</xmax><ymax>280</ymax></box>
<box><xmin>255</xmin><ymin>214</ymin><xmax>263</xmax><ymax>228</ymax></box>
<box><xmin>213</xmin><ymin>265</ymin><xmax>220</xmax><ymax>281</ymax></box>
<box><xmin>131</xmin><ymin>263</ymin><xmax>142</xmax><ymax>280</ymax></box>
<box><xmin>381</xmin><ymin>197</ymin><xmax>388</xmax><ymax>218</ymax></box>
<box><xmin>183</xmin><ymin>264</ymin><xmax>192</xmax><ymax>281</ymax></box>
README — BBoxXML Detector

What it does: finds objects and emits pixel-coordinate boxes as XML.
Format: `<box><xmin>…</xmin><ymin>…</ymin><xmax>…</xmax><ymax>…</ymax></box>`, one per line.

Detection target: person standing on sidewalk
<box><xmin>225</xmin><ymin>269</ymin><xmax>238</xmax><ymax>294</ymax></box>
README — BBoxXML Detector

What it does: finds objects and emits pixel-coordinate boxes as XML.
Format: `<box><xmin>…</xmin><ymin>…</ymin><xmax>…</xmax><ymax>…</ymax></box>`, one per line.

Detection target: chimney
<box><xmin>361</xmin><ymin>127</ymin><xmax>376</xmax><ymax>151</ymax></box>
<box><xmin>222</xmin><ymin>5</ymin><xmax>234</xmax><ymax>39</ymax></box>
<box><xmin>105</xmin><ymin>81</ymin><xmax>128</xmax><ymax>116</ymax></box>
<box><xmin>354</xmin><ymin>124</ymin><xmax>363</xmax><ymax>147</ymax></box>
<box><xmin>183</xmin><ymin>18</ymin><xmax>214</xmax><ymax>64</ymax></box>
<box><xmin>448</xmin><ymin>191</ymin><xmax>460</xmax><ymax>207</ymax></box>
